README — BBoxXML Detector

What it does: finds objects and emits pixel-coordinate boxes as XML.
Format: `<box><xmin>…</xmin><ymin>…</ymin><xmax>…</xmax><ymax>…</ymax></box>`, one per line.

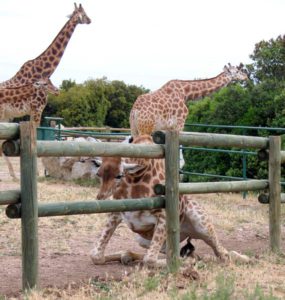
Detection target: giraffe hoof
<box><xmin>120</xmin><ymin>252</ymin><xmax>135</xmax><ymax>265</ymax></box>
<box><xmin>90</xmin><ymin>250</ymin><xmax>105</xmax><ymax>265</ymax></box>
<box><xmin>229</xmin><ymin>251</ymin><xmax>252</xmax><ymax>264</ymax></box>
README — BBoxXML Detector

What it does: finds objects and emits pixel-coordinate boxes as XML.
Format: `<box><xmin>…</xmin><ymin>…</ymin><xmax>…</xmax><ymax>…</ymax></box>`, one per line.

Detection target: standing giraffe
<box><xmin>130</xmin><ymin>64</ymin><xmax>248</xmax><ymax>136</ymax></box>
<box><xmin>0</xmin><ymin>78</ymin><xmax>59</xmax><ymax>179</ymax></box>
<box><xmin>0</xmin><ymin>3</ymin><xmax>91</xmax><ymax>88</ymax></box>
<box><xmin>91</xmin><ymin>135</ymin><xmax>250</xmax><ymax>267</ymax></box>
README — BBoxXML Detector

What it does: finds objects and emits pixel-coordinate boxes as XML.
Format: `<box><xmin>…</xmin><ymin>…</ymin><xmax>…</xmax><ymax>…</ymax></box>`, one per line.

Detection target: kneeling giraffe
<box><xmin>90</xmin><ymin>135</ymin><xmax>250</xmax><ymax>267</ymax></box>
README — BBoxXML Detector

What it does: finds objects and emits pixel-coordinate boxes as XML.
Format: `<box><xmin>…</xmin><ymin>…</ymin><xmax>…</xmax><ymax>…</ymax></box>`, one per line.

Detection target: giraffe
<box><xmin>0</xmin><ymin>78</ymin><xmax>59</xmax><ymax>179</ymax></box>
<box><xmin>0</xmin><ymin>3</ymin><xmax>91</xmax><ymax>88</ymax></box>
<box><xmin>129</xmin><ymin>64</ymin><xmax>248</xmax><ymax>137</ymax></box>
<box><xmin>90</xmin><ymin>135</ymin><xmax>250</xmax><ymax>267</ymax></box>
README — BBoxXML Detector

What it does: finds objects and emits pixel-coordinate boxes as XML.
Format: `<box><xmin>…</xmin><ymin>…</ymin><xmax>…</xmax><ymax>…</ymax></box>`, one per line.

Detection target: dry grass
<box><xmin>0</xmin><ymin>157</ymin><xmax>285</xmax><ymax>299</ymax></box>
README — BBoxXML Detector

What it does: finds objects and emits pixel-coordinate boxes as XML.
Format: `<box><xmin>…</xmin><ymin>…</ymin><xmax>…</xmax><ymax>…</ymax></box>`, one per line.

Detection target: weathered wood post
<box><xmin>164</xmin><ymin>131</ymin><xmax>180</xmax><ymax>271</ymax></box>
<box><xmin>268</xmin><ymin>136</ymin><xmax>281</xmax><ymax>252</ymax></box>
<box><xmin>20</xmin><ymin>122</ymin><xmax>38</xmax><ymax>290</ymax></box>
<box><xmin>153</xmin><ymin>130</ymin><xmax>180</xmax><ymax>271</ymax></box>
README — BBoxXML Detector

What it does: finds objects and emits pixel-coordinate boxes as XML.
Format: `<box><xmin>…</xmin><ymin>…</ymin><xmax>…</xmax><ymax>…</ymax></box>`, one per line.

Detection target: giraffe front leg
<box><xmin>143</xmin><ymin>213</ymin><xmax>167</xmax><ymax>268</ymax></box>
<box><xmin>90</xmin><ymin>213</ymin><xmax>122</xmax><ymax>265</ymax></box>
<box><xmin>30</xmin><ymin>107</ymin><xmax>43</xmax><ymax>127</ymax></box>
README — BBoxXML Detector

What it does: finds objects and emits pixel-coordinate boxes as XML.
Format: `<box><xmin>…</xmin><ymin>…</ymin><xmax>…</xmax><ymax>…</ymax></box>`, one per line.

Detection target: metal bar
<box><xmin>268</xmin><ymin>136</ymin><xmax>281</xmax><ymax>252</ymax></box>
<box><xmin>184</xmin><ymin>123</ymin><xmax>285</xmax><ymax>133</ymax></box>
<box><xmin>179</xmin><ymin>132</ymin><xmax>269</xmax><ymax>149</ymax></box>
<box><xmin>36</xmin><ymin>141</ymin><xmax>164</xmax><ymax>158</ymax></box>
<box><xmin>0</xmin><ymin>189</ymin><xmax>20</xmax><ymax>205</ymax></box>
<box><xmin>6</xmin><ymin>197</ymin><xmax>165</xmax><ymax>218</ymax></box>
<box><xmin>20</xmin><ymin>122</ymin><xmax>38</xmax><ymax>291</ymax></box>
<box><xmin>280</xmin><ymin>151</ymin><xmax>285</xmax><ymax>164</ymax></box>
<box><xmin>165</xmin><ymin>130</ymin><xmax>180</xmax><ymax>272</ymax></box>
<box><xmin>39</xmin><ymin>126</ymin><xmax>130</xmax><ymax>136</ymax></box>
<box><xmin>181</xmin><ymin>146</ymin><xmax>257</xmax><ymax>155</ymax></box>
<box><xmin>0</xmin><ymin>122</ymin><xmax>19</xmax><ymax>140</ymax></box>
<box><xmin>181</xmin><ymin>170</ymin><xmax>246</xmax><ymax>181</ymax></box>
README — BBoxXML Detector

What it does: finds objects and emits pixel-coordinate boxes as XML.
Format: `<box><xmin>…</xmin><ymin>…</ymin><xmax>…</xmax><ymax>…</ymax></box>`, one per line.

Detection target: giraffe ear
<box><xmin>92</xmin><ymin>158</ymin><xmax>102</xmax><ymax>168</ymax></box>
<box><xmin>238</xmin><ymin>63</ymin><xmax>244</xmax><ymax>70</ymax></box>
<box><xmin>123</xmin><ymin>163</ymin><xmax>146</xmax><ymax>175</ymax></box>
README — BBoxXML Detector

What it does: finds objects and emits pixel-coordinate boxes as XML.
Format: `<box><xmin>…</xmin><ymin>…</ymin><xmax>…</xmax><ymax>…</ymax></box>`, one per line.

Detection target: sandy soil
<box><xmin>0</xmin><ymin>157</ymin><xmax>284</xmax><ymax>298</ymax></box>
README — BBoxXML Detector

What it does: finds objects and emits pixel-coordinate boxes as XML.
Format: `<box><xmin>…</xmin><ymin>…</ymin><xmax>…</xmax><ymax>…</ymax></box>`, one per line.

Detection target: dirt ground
<box><xmin>0</xmin><ymin>158</ymin><xmax>285</xmax><ymax>299</ymax></box>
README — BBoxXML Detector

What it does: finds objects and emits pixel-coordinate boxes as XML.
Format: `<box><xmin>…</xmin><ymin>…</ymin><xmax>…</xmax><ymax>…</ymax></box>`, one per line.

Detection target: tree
<box><xmin>43</xmin><ymin>77</ymin><xmax>148</xmax><ymax>128</ymax></box>
<box><xmin>43</xmin><ymin>78</ymin><xmax>111</xmax><ymax>126</ymax></box>
<box><xmin>105</xmin><ymin>80</ymin><xmax>148</xmax><ymax>128</ymax></box>
<box><xmin>249</xmin><ymin>35</ymin><xmax>285</xmax><ymax>82</ymax></box>
<box><xmin>183</xmin><ymin>34</ymin><xmax>285</xmax><ymax>182</ymax></box>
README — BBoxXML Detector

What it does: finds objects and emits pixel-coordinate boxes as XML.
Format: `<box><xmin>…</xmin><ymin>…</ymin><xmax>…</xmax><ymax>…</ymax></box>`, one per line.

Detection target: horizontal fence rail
<box><xmin>0</xmin><ymin>189</ymin><xmax>21</xmax><ymax>205</ymax></box>
<box><xmin>3</xmin><ymin>140</ymin><xmax>165</xmax><ymax>158</ymax></box>
<box><xmin>0</xmin><ymin>123</ymin><xmax>19</xmax><ymax>140</ymax></box>
<box><xmin>154</xmin><ymin>180</ymin><xmax>269</xmax><ymax>195</ymax></box>
<box><xmin>37</xmin><ymin>141</ymin><xmax>164</xmax><ymax>158</ymax></box>
<box><xmin>6</xmin><ymin>197</ymin><xmax>165</xmax><ymax>218</ymax></box>
<box><xmin>258</xmin><ymin>193</ymin><xmax>285</xmax><ymax>204</ymax></box>
<box><xmin>178</xmin><ymin>132</ymin><xmax>269</xmax><ymax>149</ymax></box>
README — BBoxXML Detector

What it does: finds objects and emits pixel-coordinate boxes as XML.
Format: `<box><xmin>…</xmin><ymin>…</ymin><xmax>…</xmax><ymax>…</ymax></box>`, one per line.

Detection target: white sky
<box><xmin>0</xmin><ymin>0</ymin><xmax>284</xmax><ymax>90</ymax></box>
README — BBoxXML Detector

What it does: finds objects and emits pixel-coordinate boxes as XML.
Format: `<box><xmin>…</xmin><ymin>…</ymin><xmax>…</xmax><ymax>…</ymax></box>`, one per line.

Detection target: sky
<box><xmin>0</xmin><ymin>0</ymin><xmax>284</xmax><ymax>91</ymax></box>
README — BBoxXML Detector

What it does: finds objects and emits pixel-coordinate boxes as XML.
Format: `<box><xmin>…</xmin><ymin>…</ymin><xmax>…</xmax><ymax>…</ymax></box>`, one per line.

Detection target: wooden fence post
<box><xmin>165</xmin><ymin>130</ymin><xmax>180</xmax><ymax>272</ymax></box>
<box><xmin>20</xmin><ymin>122</ymin><xmax>38</xmax><ymax>291</ymax></box>
<box><xmin>268</xmin><ymin>136</ymin><xmax>281</xmax><ymax>252</ymax></box>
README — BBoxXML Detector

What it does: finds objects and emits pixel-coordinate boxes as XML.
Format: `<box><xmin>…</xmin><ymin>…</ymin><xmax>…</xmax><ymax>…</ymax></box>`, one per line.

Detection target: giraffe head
<box><xmin>70</xmin><ymin>3</ymin><xmax>91</xmax><ymax>24</ymax></box>
<box><xmin>33</xmin><ymin>78</ymin><xmax>59</xmax><ymax>95</ymax></box>
<box><xmin>96</xmin><ymin>135</ymin><xmax>156</xmax><ymax>200</ymax></box>
<box><xmin>223</xmin><ymin>63</ymin><xmax>248</xmax><ymax>81</ymax></box>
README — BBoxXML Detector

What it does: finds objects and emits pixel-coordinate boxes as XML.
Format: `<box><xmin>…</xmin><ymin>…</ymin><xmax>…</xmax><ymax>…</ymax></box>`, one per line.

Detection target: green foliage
<box><xmin>104</xmin><ymin>80</ymin><xmax>149</xmax><ymax>128</ymax></box>
<box><xmin>249</xmin><ymin>35</ymin><xmax>285</xmax><ymax>82</ymax></box>
<box><xmin>183</xmin><ymin>34</ymin><xmax>285</xmax><ymax>182</ymax></box>
<box><xmin>44</xmin><ymin>77</ymin><xmax>147</xmax><ymax>128</ymax></box>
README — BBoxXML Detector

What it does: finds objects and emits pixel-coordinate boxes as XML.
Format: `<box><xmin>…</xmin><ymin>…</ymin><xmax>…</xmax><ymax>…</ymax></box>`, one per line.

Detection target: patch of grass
<box><xmin>244</xmin><ymin>285</ymin><xmax>280</xmax><ymax>300</ymax></box>
<box><xmin>138</xmin><ymin>274</ymin><xmax>161</xmax><ymax>296</ymax></box>
<box><xmin>90</xmin><ymin>278</ymin><xmax>111</xmax><ymax>293</ymax></box>
<box><xmin>244</xmin><ymin>249</ymin><xmax>255</xmax><ymax>257</ymax></box>
<box><xmin>72</xmin><ymin>177</ymin><xmax>99</xmax><ymax>187</ymax></box>
<box><xmin>204</xmin><ymin>273</ymin><xmax>235</xmax><ymax>300</ymax></box>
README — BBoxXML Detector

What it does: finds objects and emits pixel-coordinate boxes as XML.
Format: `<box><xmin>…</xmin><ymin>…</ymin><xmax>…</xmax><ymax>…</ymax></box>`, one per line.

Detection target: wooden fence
<box><xmin>0</xmin><ymin>122</ymin><xmax>283</xmax><ymax>292</ymax></box>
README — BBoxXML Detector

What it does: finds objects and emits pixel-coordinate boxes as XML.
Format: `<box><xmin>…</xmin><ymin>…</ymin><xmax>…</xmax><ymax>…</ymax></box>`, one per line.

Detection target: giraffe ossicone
<box><xmin>0</xmin><ymin>3</ymin><xmax>91</xmax><ymax>88</ymax></box>
<box><xmin>129</xmin><ymin>64</ymin><xmax>248</xmax><ymax>137</ymax></box>
<box><xmin>0</xmin><ymin>3</ymin><xmax>90</xmax><ymax>179</ymax></box>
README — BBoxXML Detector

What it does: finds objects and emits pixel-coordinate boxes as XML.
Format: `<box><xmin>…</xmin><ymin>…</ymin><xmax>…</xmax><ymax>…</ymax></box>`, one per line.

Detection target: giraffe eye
<box><xmin>115</xmin><ymin>174</ymin><xmax>123</xmax><ymax>180</ymax></box>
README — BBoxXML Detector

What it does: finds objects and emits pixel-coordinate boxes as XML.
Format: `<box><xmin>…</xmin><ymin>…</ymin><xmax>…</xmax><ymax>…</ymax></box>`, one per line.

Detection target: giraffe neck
<box><xmin>0</xmin><ymin>15</ymin><xmax>79</xmax><ymax>88</ymax></box>
<box><xmin>163</xmin><ymin>72</ymin><xmax>232</xmax><ymax>102</ymax></box>
<box><xmin>33</xmin><ymin>17</ymin><xmax>79</xmax><ymax>77</ymax></box>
